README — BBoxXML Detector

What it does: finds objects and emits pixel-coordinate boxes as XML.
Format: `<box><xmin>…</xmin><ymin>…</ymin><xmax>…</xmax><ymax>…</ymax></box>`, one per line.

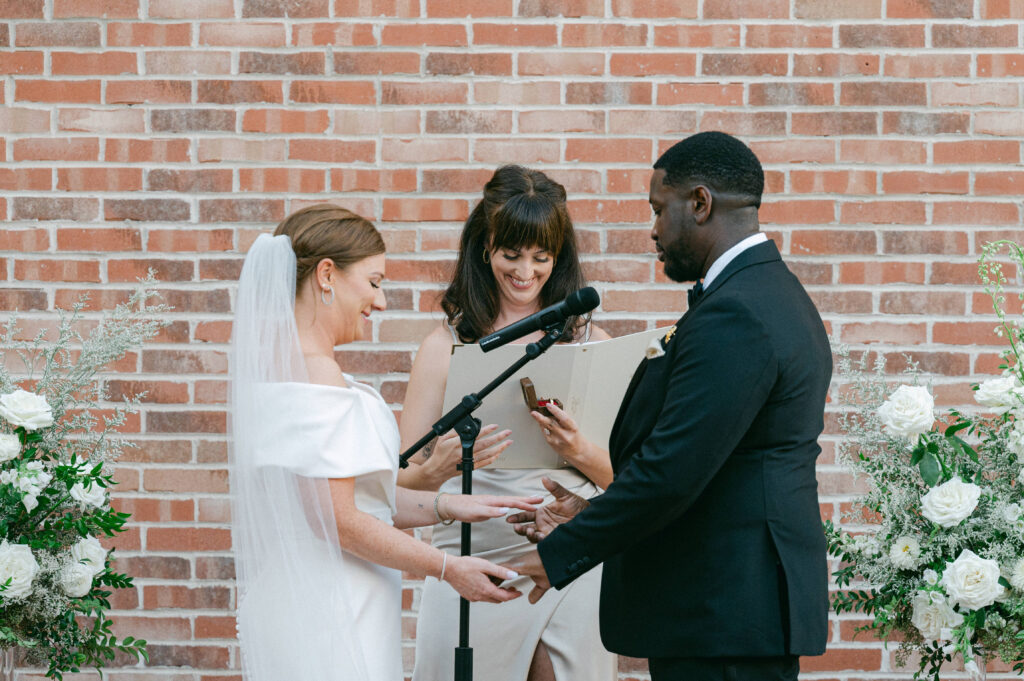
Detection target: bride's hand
<box><xmin>440</xmin><ymin>493</ymin><xmax>543</xmax><ymax>523</ymax></box>
<box><xmin>443</xmin><ymin>556</ymin><xmax>522</xmax><ymax>603</ymax></box>
<box><xmin>418</xmin><ymin>424</ymin><xmax>512</xmax><ymax>489</ymax></box>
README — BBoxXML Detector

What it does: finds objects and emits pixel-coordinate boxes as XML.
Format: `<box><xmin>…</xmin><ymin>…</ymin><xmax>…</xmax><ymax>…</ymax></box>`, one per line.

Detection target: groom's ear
<box><xmin>691</xmin><ymin>185</ymin><xmax>713</xmax><ymax>225</ymax></box>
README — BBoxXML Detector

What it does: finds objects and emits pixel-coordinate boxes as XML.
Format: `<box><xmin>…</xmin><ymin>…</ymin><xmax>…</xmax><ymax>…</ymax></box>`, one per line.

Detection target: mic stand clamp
<box><xmin>398</xmin><ymin>323</ymin><xmax>566</xmax><ymax>681</ymax></box>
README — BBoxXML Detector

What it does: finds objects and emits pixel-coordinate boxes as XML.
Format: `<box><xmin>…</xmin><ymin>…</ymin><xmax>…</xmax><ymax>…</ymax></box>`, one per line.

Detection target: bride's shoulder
<box><xmin>303</xmin><ymin>354</ymin><xmax>349</xmax><ymax>389</ymax></box>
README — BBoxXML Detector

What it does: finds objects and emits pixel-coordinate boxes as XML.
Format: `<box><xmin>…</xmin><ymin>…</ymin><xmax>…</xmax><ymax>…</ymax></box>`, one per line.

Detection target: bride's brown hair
<box><xmin>273</xmin><ymin>204</ymin><xmax>385</xmax><ymax>290</ymax></box>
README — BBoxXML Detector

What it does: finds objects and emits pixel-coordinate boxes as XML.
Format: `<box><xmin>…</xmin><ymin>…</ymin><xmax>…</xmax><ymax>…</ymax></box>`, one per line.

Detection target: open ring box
<box><xmin>520</xmin><ymin>377</ymin><xmax>563</xmax><ymax>419</ymax></box>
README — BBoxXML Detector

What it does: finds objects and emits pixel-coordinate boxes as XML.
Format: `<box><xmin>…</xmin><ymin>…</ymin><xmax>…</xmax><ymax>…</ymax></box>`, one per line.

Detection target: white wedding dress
<box><xmin>229</xmin><ymin>234</ymin><xmax>403</xmax><ymax>681</ymax></box>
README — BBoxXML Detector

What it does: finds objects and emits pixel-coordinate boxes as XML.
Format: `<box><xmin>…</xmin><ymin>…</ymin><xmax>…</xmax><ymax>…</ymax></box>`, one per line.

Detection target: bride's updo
<box><xmin>273</xmin><ymin>204</ymin><xmax>385</xmax><ymax>289</ymax></box>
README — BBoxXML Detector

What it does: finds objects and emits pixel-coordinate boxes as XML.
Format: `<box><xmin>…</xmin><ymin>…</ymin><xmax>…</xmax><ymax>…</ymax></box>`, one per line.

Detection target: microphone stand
<box><xmin>399</xmin><ymin>323</ymin><xmax>567</xmax><ymax>681</ymax></box>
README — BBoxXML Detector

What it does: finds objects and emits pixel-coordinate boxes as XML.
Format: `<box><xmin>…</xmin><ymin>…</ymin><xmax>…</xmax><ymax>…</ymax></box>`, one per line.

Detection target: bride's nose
<box><xmin>374</xmin><ymin>288</ymin><xmax>387</xmax><ymax>312</ymax></box>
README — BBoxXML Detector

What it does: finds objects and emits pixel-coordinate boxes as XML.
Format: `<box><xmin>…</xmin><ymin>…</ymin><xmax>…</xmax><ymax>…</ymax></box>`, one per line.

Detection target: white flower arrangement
<box><xmin>0</xmin><ymin>280</ymin><xmax>166</xmax><ymax>677</ymax></box>
<box><xmin>826</xmin><ymin>240</ymin><xmax>1024</xmax><ymax>680</ymax></box>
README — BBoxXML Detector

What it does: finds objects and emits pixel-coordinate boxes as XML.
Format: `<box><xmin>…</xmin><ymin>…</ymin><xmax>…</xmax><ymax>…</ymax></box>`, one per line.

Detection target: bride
<box><xmin>229</xmin><ymin>204</ymin><xmax>541</xmax><ymax>681</ymax></box>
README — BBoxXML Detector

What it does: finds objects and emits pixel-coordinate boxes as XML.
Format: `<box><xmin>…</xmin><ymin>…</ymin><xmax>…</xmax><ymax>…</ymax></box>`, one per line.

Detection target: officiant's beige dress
<box><xmin>412</xmin><ymin>466</ymin><xmax>617</xmax><ymax>681</ymax></box>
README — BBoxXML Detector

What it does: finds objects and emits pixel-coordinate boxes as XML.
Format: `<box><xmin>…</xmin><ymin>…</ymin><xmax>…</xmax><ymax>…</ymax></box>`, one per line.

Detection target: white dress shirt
<box><xmin>701</xmin><ymin>232</ymin><xmax>769</xmax><ymax>290</ymax></box>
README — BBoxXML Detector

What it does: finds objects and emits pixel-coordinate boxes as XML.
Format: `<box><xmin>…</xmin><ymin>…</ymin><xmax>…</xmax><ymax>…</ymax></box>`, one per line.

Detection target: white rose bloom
<box><xmin>975</xmin><ymin>376</ymin><xmax>1023</xmax><ymax>415</ymax></box>
<box><xmin>911</xmin><ymin>591</ymin><xmax>963</xmax><ymax>641</ymax></box>
<box><xmin>941</xmin><ymin>549</ymin><xmax>1005</xmax><ymax>611</ymax></box>
<box><xmin>60</xmin><ymin>562</ymin><xmax>94</xmax><ymax>598</ymax></box>
<box><xmin>1009</xmin><ymin>425</ymin><xmax>1024</xmax><ymax>458</ymax></box>
<box><xmin>923</xmin><ymin>569</ymin><xmax>939</xmax><ymax>586</ymax></box>
<box><xmin>0</xmin><ymin>389</ymin><xmax>53</xmax><ymax>431</ymax></box>
<box><xmin>921</xmin><ymin>478</ymin><xmax>982</xmax><ymax>528</ymax></box>
<box><xmin>0</xmin><ymin>541</ymin><xmax>39</xmax><ymax>600</ymax></box>
<box><xmin>889</xmin><ymin>536</ymin><xmax>922</xmax><ymax>569</ymax></box>
<box><xmin>1009</xmin><ymin>557</ymin><xmax>1024</xmax><ymax>591</ymax></box>
<box><xmin>878</xmin><ymin>385</ymin><xmax>935</xmax><ymax>439</ymax></box>
<box><xmin>69</xmin><ymin>481</ymin><xmax>107</xmax><ymax>509</ymax></box>
<box><xmin>70</xmin><ymin>535</ymin><xmax>107</xmax><ymax>576</ymax></box>
<box><xmin>0</xmin><ymin>433</ymin><xmax>20</xmax><ymax>463</ymax></box>
<box><xmin>21</xmin><ymin>493</ymin><xmax>38</xmax><ymax>513</ymax></box>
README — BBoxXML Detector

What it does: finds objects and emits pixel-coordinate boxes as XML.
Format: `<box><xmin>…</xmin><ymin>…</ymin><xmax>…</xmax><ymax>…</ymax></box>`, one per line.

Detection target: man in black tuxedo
<box><xmin>507</xmin><ymin>131</ymin><xmax>832</xmax><ymax>681</ymax></box>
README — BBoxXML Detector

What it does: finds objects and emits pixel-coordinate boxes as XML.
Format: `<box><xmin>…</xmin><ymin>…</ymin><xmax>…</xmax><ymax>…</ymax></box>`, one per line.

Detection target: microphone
<box><xmin>478</xmin><ymin>287</ymin><xmax>600</xmax><ymax>352</ymax></box>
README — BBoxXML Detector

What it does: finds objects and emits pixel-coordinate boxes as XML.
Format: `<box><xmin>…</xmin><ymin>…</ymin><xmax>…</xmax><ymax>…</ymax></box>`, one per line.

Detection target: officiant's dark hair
<box><xmin>274</xmin><ymin>204</ymin><xmax>385</xmax><ymax>290</ymax></box>
<box><xmin>655</xmin><ymin>131</ymin><xmax>764</xmax><ymax>208</ymax></box>
<box><xmin>442</xmin><ymin>165</ymin><xmax>589</xmax><ymax>343</ymax></box>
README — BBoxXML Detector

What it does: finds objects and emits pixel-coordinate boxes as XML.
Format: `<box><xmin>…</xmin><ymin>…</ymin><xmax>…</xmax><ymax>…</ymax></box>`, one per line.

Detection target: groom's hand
<box><xmin>503</xmin><ymin>549</ymin><xmax>551</xmax><ymax>604</ymax></box>
<box><xmin>507</xmin><ymin>476</ymin><xmax>589</xmax><ymax>543</ymax></box>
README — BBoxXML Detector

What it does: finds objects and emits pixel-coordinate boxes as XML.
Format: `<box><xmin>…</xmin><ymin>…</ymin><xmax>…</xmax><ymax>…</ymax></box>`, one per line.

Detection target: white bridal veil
<box><xmin>228</xmin><ymin>234</ymin><xmax>370</xmax><ymax>681</ymax></box>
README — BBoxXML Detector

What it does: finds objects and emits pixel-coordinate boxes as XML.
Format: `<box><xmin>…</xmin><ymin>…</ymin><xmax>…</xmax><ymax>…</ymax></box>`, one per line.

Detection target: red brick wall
<box><xmin>2</xmin><ymin>1</ymin><xmax>1022</xmax><ymax>679</ymax></box>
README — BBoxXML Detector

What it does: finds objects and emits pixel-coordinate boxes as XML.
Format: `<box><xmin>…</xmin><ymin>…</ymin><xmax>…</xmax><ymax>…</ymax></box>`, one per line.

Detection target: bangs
<box><xmin>489</xmin><ymin>194</ymin><xmax>566</xmax><ymax>256</ymax></box>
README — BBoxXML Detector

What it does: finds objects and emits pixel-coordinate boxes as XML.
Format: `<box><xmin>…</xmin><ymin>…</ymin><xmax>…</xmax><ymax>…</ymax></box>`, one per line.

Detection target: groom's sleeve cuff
<box><xmin>537</xmin><ymin>526</ymin><xmax>598</xmax><ymax>590</ymax></box>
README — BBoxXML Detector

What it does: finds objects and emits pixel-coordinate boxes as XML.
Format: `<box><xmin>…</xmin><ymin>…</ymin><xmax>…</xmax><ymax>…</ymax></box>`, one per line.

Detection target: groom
<box><xmin>507</xmin><ymin>131</ymin><xmax>832</xmax><ymax>680</ymax></box>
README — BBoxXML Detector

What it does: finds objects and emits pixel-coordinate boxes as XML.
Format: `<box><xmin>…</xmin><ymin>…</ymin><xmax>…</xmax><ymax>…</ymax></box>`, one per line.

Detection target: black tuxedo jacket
<box><xmin>537</xmin><ymin>240</ymin><xmax>832</xmax><ymax>659</ymax></box>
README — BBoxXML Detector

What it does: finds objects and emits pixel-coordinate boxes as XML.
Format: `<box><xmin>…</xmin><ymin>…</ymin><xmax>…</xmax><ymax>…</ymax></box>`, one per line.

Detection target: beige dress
<box><xmin>411</xmin><ymin>326</ymin><xmax>617</xmax><ymax>681</ymax></box>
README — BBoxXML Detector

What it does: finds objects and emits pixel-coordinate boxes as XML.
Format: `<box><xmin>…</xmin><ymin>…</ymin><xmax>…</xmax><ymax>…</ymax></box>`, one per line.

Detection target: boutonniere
<box><xmin>644</xmin><ymin>326</ymin><xmax>677</xmax><ymax>360</ymax></box>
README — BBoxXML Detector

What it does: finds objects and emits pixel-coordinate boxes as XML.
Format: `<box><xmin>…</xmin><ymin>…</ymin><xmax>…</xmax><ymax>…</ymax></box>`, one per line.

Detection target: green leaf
<box><xmin>910</xmin><ymin>443</ymin><xmax>926</xmax><ymax>466</ymax></box>
<box><xmin>920</xmin><ymin>451</ymin><xmax>942</xmax><ymax>486</ymax></box>
<box><xmin>948</xmin><ymin>435</ymin><xmax>979</xmax><ymax>463</ymax></box>
<box><xmin>945</xmin><ymin>421</ymin><xmax>970</xmax><ymax>437</ymax></box>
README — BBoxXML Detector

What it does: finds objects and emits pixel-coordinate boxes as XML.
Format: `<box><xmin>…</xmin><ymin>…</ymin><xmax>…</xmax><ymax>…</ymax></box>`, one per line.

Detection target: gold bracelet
<box><xmin>434</xmin><ymin>492</ymin><xmax>456</xmax><ymax>526</ymax></box>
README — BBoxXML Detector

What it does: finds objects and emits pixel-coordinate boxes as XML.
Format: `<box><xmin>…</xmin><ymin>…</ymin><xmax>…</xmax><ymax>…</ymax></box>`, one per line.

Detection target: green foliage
<box><xmin>0</xmin><ymin>278</ymin><xmax>167</xmax><ymax>677</ymax></box>
<box><xmin>827</xmin><ymin>241</ymin><xmax>1024</xmax><ymax>680</ymax></box>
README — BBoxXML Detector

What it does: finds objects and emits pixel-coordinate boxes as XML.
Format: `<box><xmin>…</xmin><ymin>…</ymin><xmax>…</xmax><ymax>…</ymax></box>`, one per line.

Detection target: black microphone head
<box><xmin>566</xmin><ymin>286</ymin><xmax>600</xmax><ymax>315</ymax></box>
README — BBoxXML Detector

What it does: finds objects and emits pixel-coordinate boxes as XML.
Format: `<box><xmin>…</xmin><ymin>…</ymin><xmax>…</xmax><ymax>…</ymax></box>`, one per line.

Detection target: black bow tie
<box><xmin>687</xmin><ymin>281</ymin><xmax>704</xmax><ymax>307</ymax></box>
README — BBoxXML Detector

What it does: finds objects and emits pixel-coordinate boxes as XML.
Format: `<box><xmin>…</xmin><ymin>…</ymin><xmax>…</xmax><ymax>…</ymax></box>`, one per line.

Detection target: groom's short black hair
<box><xmin>654</xmin><ymin>131</ymin><xmax>764</xmax><ymax>208</ymax></box>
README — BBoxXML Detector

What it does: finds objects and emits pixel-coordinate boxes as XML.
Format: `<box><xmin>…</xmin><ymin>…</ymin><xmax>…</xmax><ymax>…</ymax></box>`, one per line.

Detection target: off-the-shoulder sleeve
<box><xmin>249</xmin><ymin>383</ymin><xmax>397</xmax><ymax>480</ymax></box>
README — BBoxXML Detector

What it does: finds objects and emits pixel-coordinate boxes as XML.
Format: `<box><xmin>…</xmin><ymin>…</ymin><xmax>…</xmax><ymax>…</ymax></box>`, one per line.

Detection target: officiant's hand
<box><xmin>445</xmin><ymin>556</ymin><xmax>523</xmax><ymax>603</ymax></box>
<box><xmin>419</xmin><ymin>424</ymin><xmax>513</xmax><ymax>489</ymax></box>
<box><xmin>502</xmin><ymin>549</ymin><xmax>551</xmax><ymax>604</ymax></box>
<box><xmin>441</xmin><ymin>493</ymin><xmax>543</xmax><ymax>523</ymax></box>
<box><xmin>507</xmin><ymin>476</ymin><xmax>589</xmax><ymax>542</ymax></box>
<box><xmin>531</xmin><ymin>403</ymin><xmax>587</xmax><ymax>463</ymax></box>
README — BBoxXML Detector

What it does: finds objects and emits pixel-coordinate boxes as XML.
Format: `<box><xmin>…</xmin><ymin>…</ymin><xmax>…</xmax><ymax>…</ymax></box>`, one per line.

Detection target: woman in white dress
<box><xmin>401</xmin><ymin>167</ymin><xmax>618</xmax><ymax>681</ymax></box>
<box><xmin>228</xmin><ymin>204</ymin><xmax>542</xmax><ymax>681</ymax></box>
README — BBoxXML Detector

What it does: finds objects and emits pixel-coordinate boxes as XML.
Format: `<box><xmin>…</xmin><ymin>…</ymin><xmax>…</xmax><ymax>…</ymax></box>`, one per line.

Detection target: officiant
<box><xmin>398</xmin><ymin>165</ymin><xmax>616</xmax><ymax>681</ymax></box>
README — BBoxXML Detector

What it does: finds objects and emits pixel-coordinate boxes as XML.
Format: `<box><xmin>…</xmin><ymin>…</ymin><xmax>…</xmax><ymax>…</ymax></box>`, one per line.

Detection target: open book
<box><xmin>443</xmin><ymin>326</ymin><xmax>669</xmax><ymax>469</ymax></box>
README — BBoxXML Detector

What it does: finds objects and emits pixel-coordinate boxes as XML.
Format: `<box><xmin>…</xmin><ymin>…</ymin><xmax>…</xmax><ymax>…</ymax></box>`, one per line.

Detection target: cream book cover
<box><xmin>443</xmin><ymin>326</ymin><xmax>669</xmax><ymax>469</ymax></box>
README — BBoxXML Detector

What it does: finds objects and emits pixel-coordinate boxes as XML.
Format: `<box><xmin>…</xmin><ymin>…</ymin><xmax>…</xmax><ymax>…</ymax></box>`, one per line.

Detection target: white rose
<box><xmin>0</xmin><ymin>541</ymin><xmax>39</xmax><ymax>600</ymax></box>
<box><xmin>941</xmin><ymin>549</ymin><xmax>1005</xmax><ymax>611</ymax></box>
<box><xmin>0</xmin><ymin>389</ymin><xmax>53</xmax><ymax>431</ymax></box>
<box><xmin>1009</xmin><ymin>425</ymin><xmax>1024</xmax><ymax>458</ymax></box>
<box><xmin>975</xmin><ymin>376</ymin><xmax>1023</xmax><ymax>415</ymax></box>
<box><xmin>921</xmin><ymin>477</ymin><xmax>981</xmax><ymax>528</ymax></box>
<box><xmin>878</xmin><ymin>385</ymin><xmax>935</xmax><ymax>439</ymax></box>
<box><xmin>0</xmin><ymin>433</ymin><xmax>20</xmax><ymax>463</ymax></box>
<box><xmin>911</xmin><ymin>591</ymin><xmax>963</xmax><ymax>641</ymax></box>
<box><xmin>1008</xmin><ymin>557</ymin><xmax>1024</xmax><ymax>591</ymax></box>
<box><xmin>69</xmin><ymin>481</ymin><xmax>107</xmax><ymax>509</ymax></box>
<box><xmin>60</xmin><ymin>562</ymin><xmax>94</xmax><ymax>598</ymax></box>
<box><xmin>21</xmin><ymin>493</ymin><xmax>38</xmax><ymax>513</ymax></box>
<box><xmin>70</xmin><ymin>535</ymin><xmax>107</xmax><ymax>576</ymax></box>
<box><xmin>923</xmin><ymin>569</ymin><xmax>939</xmax><ymax>586</ymax></box>
<box><xmin>889</xmin><ymin>536</ymin><xmax>922</xmax><ymax>569</ymax></box>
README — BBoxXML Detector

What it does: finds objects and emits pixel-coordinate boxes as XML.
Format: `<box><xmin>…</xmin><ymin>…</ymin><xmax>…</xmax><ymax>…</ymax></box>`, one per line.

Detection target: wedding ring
<box><xmin>544</xmin><ymin>428</ymin><xmax>551</xmax><ymax>436</ymax></box>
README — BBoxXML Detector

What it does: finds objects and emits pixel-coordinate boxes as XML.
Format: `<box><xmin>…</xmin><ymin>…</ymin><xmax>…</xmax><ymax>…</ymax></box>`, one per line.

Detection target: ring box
<box><xmin>520</xmin><ymin>377</ymin><xmax>563</xmax><ymax>419</ymax></box>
